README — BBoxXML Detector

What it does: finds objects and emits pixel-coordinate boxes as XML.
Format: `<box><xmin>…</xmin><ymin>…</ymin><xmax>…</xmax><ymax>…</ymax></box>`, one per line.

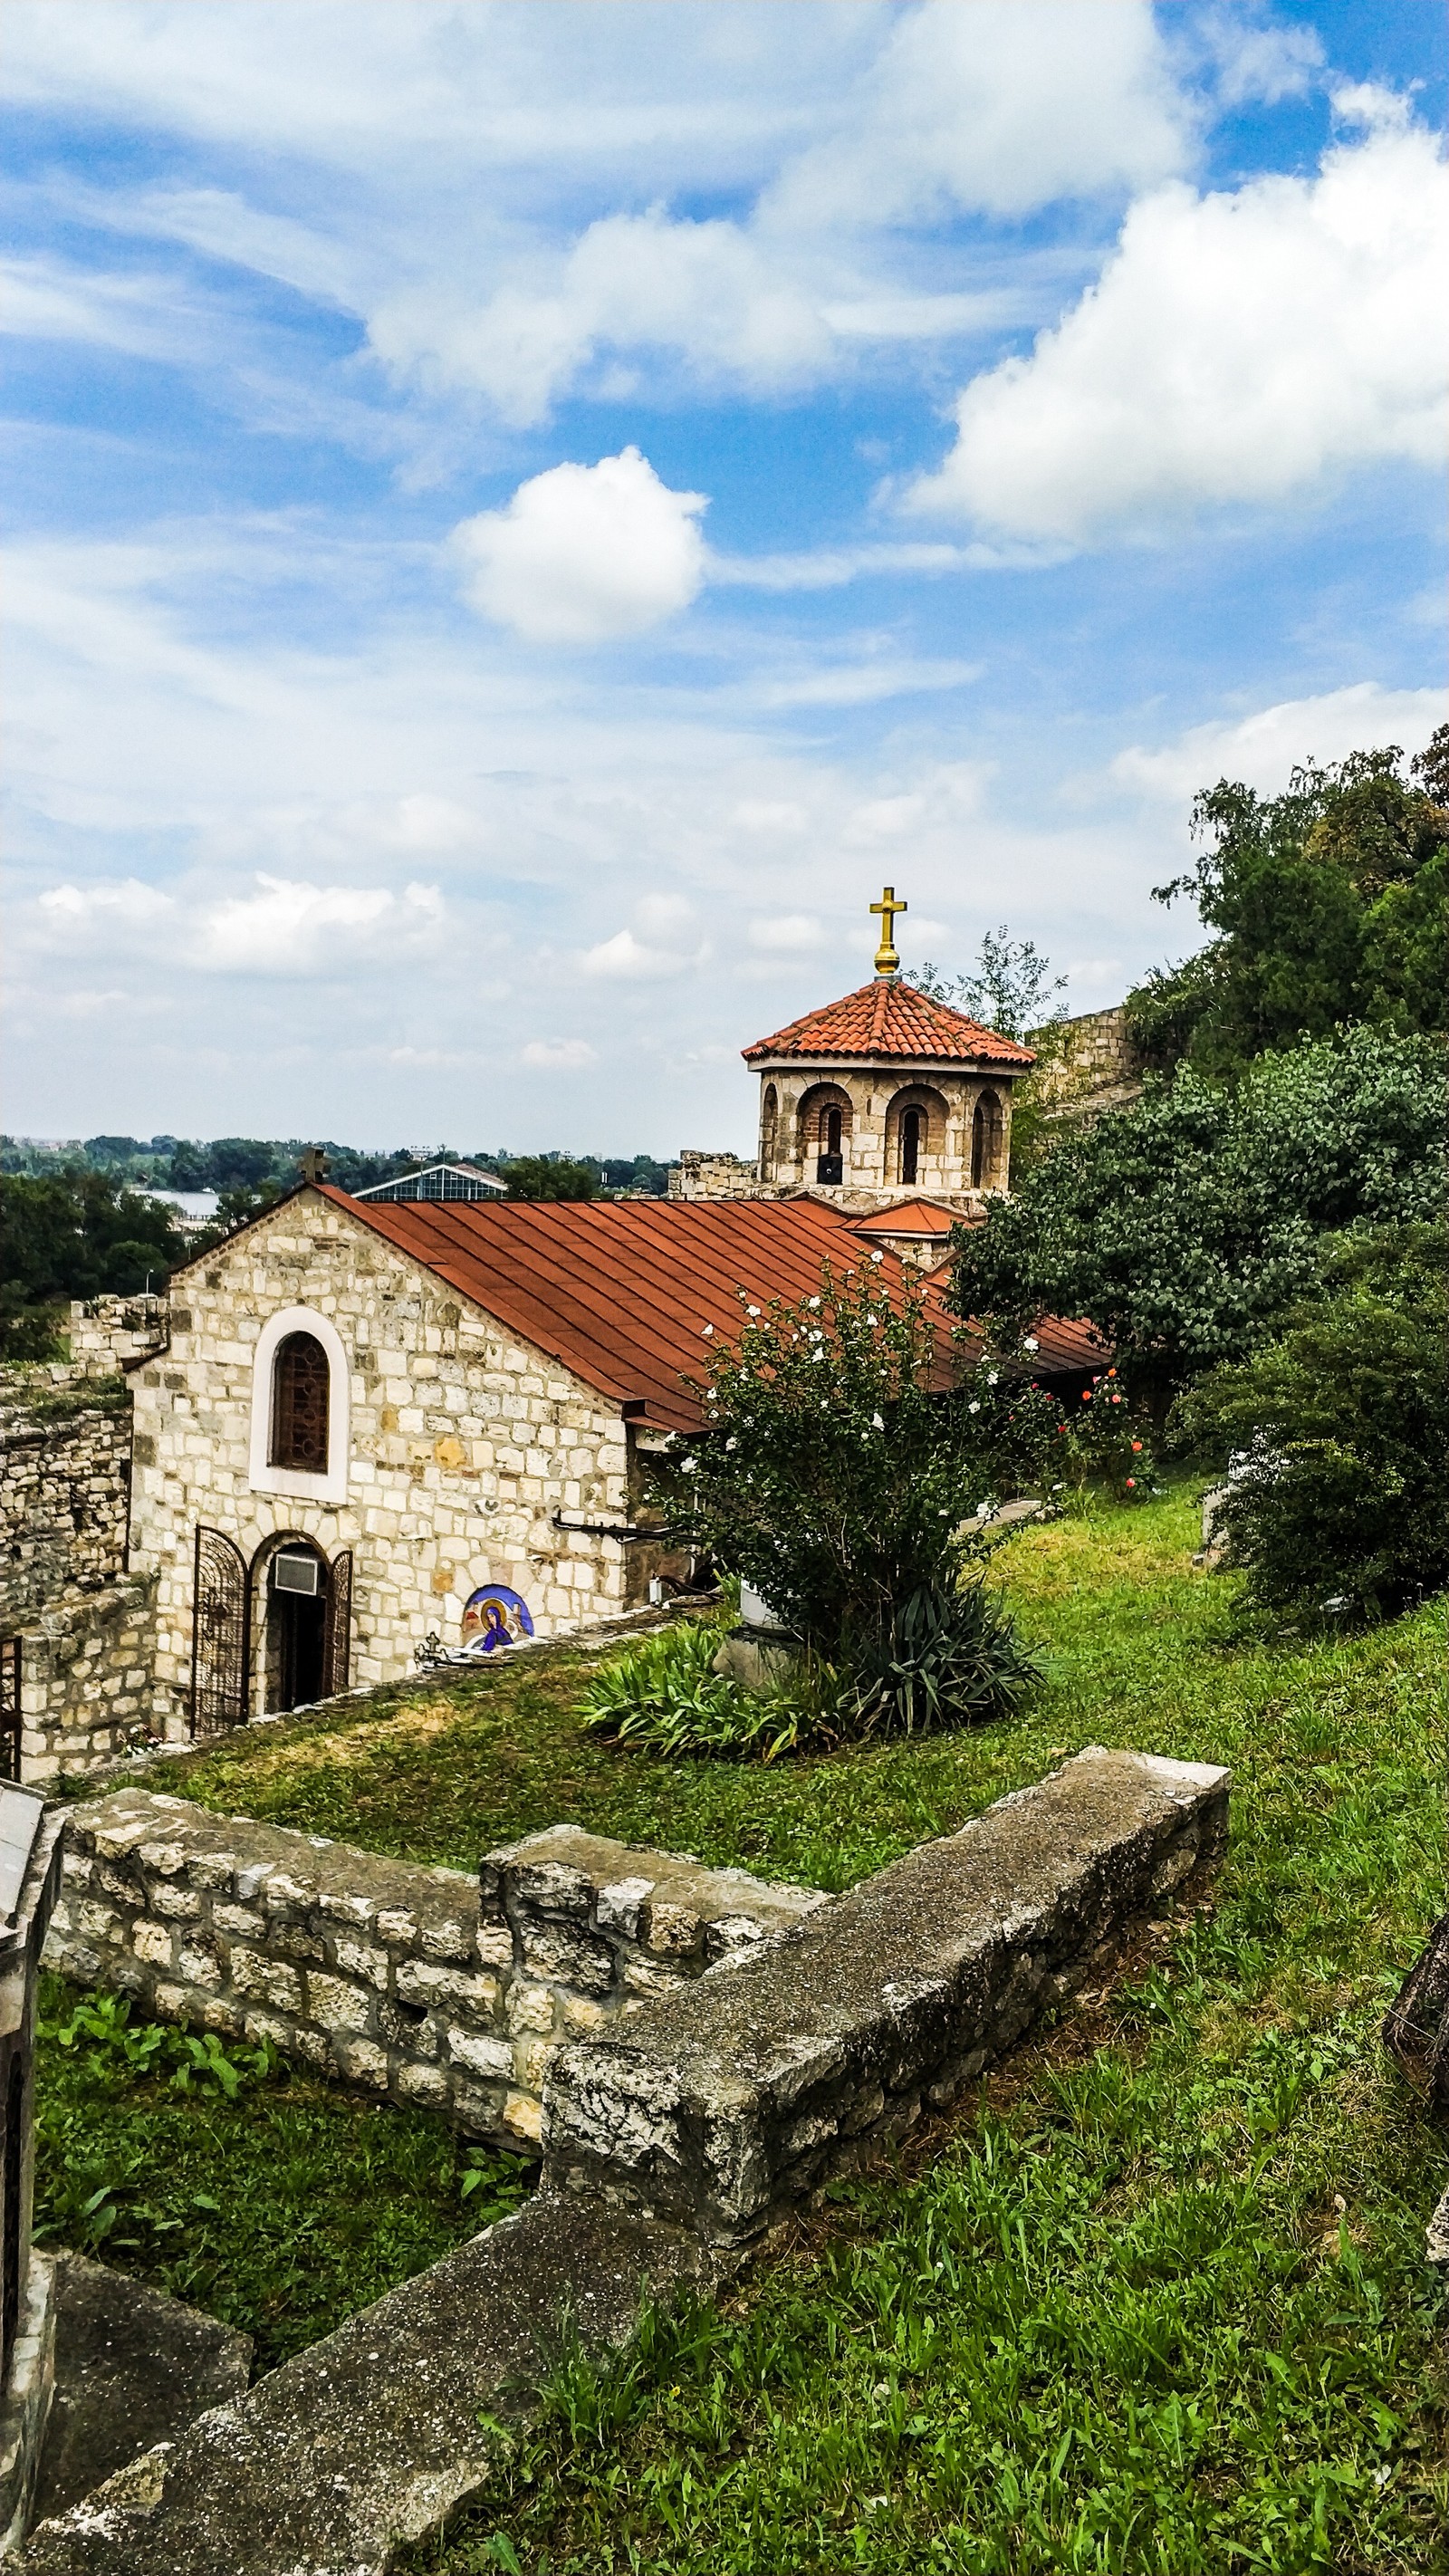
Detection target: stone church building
<box><xmin>5</xmin><ymin>889</ymin><xmax>1098</xmax><ymax>1774</ymax></box>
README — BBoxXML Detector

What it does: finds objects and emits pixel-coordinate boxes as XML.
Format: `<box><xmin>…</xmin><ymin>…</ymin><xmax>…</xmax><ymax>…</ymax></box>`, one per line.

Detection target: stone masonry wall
<box><xmin>130</xmin><ymin>1189</ymin><xmax>635</xmax><ymax>1728</ymax></box>
<box><xmin>0</xmin><ymin>1393</ymin><xmax>132</xmax><ymax>1630</ymax></box>
<box><xmin>753</xmin><ymin>1057</ymin><xmax>1013</xmax><ymax>1209</ymax></box>
<box><xmin>43</xmin><ymin>1794</ymin><xmax>823</xmax><ymax>2149</ymax></box>
<box><xmin>16</xmin><ymin>1580</ymin><xmax>158</xmax><ymax>1784</ymax></box>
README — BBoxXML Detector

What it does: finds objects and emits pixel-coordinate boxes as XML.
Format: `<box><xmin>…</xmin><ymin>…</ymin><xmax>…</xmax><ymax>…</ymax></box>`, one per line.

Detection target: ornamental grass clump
<box><xmin>839</xmin><ymin>1581</ymin><xmax>1040</xmax><ymax>1740</ymax></box>
<box><xmin>580</xmin><ymin>1620</ymin><xmax>809</xmax><ymax>1762</ymax></box>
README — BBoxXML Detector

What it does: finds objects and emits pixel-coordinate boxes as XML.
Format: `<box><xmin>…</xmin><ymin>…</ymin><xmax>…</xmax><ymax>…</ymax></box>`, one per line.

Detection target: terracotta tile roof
<box><xmin>744</xmin><ymin>978</ymin><xmax>1035</xmax><ymax>1068</ymax></box>
<box><xmin>321</xmin><ymin>1187</ymin><xmax>955</xmax><ymax>1432</ymax></box>
<box><xmin>851</xmin><ymin>1198</ymin><xmax>959</xmax><ymax>1237</ymax></box>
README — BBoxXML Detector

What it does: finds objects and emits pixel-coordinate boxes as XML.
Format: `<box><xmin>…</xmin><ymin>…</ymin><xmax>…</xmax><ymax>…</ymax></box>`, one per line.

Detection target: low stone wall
<box><xmin>545</xmin><ymin>1748</ymin><xmax>1227</xmax><ymax>2247</ymax></box>
<box><xmin>17</xmin><ymin>1581</ymin><xmax>161</xmax><ymax>1785</ymax></box>
<box><xmin>23</xmin><ymin>1747</ymin><xmax>1230</xmax><ymax>2576</ymax></box>
<box><xmin>0</xmin><ymin>1395</ymin><xmax>132</xmax><ymax>1632</ymax></box>
<box><xmin>43</xmin><ymin>1798</ymin><xmax>823</xmax><ymax>2148</ymax></box>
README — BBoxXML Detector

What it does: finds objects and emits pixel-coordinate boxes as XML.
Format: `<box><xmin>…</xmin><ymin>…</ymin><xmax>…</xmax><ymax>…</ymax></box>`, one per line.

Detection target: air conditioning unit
<box><xmin>273</xmin><ymin>1552</ymin><xmax>320</xmax><ymax>1597</ymax></box>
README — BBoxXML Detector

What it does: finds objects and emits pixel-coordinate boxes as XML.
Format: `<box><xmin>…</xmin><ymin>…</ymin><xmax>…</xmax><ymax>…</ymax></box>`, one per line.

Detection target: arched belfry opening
<box><xmin>972</xmin><ymin>1088</ymin><xmax>1004</xmax><ymax>1189</ymax></box>
<box><xmin>796</xmin><ymin>1082</ymin><xmax>854</xmax><ymax>1188</ymax></box>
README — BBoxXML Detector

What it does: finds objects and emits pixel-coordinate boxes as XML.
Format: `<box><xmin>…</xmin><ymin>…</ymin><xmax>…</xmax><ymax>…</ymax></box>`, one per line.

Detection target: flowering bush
<box><xmin>1060</xmin><ymin>1369</ymin><xmax>1158</xmax><ymax>1500</ymax></box>
<box><xmin>650</xmin><ymin>1261</ymin><xmax>1053</xmax><ymax>1658</ymax></box>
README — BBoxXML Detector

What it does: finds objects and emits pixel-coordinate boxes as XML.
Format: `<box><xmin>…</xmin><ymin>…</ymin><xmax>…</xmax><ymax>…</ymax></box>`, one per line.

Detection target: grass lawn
<box><xmin>68</xmin><ymin>1489</ymin><xmax>1449</xmax><ymax>2562</ymax></box>
<box><xmin>32</xmin><ymin>1975</ymin><xmax>530</xmax><ymax>2373</ymax></box>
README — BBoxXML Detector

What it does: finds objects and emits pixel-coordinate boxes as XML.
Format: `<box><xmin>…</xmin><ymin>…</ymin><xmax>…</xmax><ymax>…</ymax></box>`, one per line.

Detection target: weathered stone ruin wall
<box><xmin>23</xmin><ymin>1747</ymin><xmax>1229</xmax><ymax>2576</ymax></box>
<box><xmin>17</xmin><ymin>1581</ymin><xmax>158</xmax><ymax>1785</ymax></box>
<box><xmin>65</xmin><ymin>1298</ymin><xmax>168</xmax><ymax>1379</ymax></box>
<box><xmin>1029</xmin><ymin>1005</ymin><xmax>1144</xmax><ymax>1120</ymax></box>
<box><xmin>43</xmin><ymin>1798</ymin><xmax>822</xmax><ymax>2149</ymax></box>
<box><xmin>0</xmin><ymin>1386</ymin><xmax>158</xmax><ymax>1785</ymax></box>
<box><xmin>0</xmin><ymin>1394</ymin><xmax>132</xmax><ymax>1630</ymax></box>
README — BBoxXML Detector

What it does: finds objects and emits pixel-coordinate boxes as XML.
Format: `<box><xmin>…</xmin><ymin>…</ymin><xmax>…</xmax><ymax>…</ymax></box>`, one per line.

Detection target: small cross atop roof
<box><xmin>298</xmin><ymin>1147</ymin><xmax>330</xmax><ymax>1186</ymax></box>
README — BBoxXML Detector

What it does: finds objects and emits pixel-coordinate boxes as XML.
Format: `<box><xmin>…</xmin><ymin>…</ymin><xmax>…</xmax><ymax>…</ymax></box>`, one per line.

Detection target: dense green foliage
<box><xmin>2</xmin><ymin>1133</ymin><xmax>671</xmax><ymax>1197</ymax></box>
<box><xmin>501</xmin><ymin>1155</ymin><xmax>598</xmax><ymax>1201</ymax></box>
<box><xmin>34</xmin><ymin>1975</ymin><xmax>529</xmax><ymax>2372</ymax></box>
<box><xmin>1127</xmin><ymin>729</ymin><xmax>1448</xmax><ymax>1078</ymax></box>
<box><xmin>950</xmin><ymin>1025</ymin><xmax>1445</xmax><ymax>1399</ymax></box>
<box><xmin>0</xmin><ymin>1167</ymin><xmax>186</xmax><ymax>1352</ymax></box>
<box><xmin>652</xmin><ymin>1263</ymin><xmax>1060</xmax><ymax>1657</ymax></box>
<box><xmin>1174</xmin><ymin>1228</ymin><xmax>1449</xmax><ymax>1624</ymax></box>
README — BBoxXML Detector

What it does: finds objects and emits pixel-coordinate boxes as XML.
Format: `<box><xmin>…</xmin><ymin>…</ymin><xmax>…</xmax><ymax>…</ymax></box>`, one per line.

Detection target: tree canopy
<box><xmin>1</xmin><ymin>1169</ymin><xmax>187</xmax><ymax>1352</ymax></box>
<box><xmin>1127</xmin><ymin>728</ymin><xmax>1448</xmax><ymax>1078</ymax></box>
<box><xmin>948</xmin><ymin>1025</ymin><xmax>1445</xmax><ymax>1398</ymax></box>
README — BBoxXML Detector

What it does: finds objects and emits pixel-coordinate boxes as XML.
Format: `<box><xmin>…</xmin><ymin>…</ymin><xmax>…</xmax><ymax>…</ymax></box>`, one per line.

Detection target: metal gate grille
<box><xmin>323</xmin><ymin>1549</ymin><xmax>352</xmax><ymax>1697</ymax></box>
<box><xmin>190</xmin><ymin>1525</ymin><xmax>250</xmax><ymax>1736</ymax></box>
<box><xmin>0</xmin><ymin>1641</ymin><xmax>20</xmax><ymax>1783</ymax></box>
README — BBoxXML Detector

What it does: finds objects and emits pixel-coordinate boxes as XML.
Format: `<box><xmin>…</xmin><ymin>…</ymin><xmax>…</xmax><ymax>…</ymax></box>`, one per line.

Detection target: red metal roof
<box><xmin>321</xmin><ymin>1187</ymin><xmax>955</xmax><ymax>1432</ymax></box>
<box><xmin>744</xmin><ymin>978</ymin><xmax>1034</xmax><ymax>1068</ymax></box>
<box><xmin>852</xmin><ymin>1198</ymin><xmax>959</xmax><ymax>1237</ymax></box>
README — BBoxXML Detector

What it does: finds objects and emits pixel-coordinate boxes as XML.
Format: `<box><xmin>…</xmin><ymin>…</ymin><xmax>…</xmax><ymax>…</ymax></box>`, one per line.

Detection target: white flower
<box><xmin>746</xmin><ymin>1303</ymin><xmax>761</xmax><ymax>1317</ymax></box>
<box><xmin>701</xmin><ymin>1323</ymin><xmax>714</xmax><ymax>1337</ymax></box>
<box><xmin>682</xmin><ymin>1457</ymin><xmax>697</xmax><ymax>1474</ymax></box>
<box><xmin>986</xmin><ymin>1371</ymin><xmax>999</xmax><ymax>1387</ymax></box>
<box><xmin>1022</xmin><ymin>1335</ymin><xmax>1039</xmax><ymax>1352</ymax></box>
<box><xmin>812</xmin><ymin>1350</ymin><xmax>825</xmax><ymax>1363</ymax></box>
<box><xmin>725</xmin><ymin>1437</ymin><xmax>737</xmax><ymax>1452</ymax></box>
<box><xmin>808</xmin><ymin>1296</ymin><xmax>820</xmax><ymax>1310</ymax></box>
<box><xmin>871</xmin><ymin>1412</ymin><xmax>885</xmax><ymax>1431</ymax></box>
<box><xmin>870</xmin><ymin>1251</ymin><xmax>884</xmax><ymax>1264</ymax></box>
<box><xmin>968</xmin><ymin>1401</ymin><xmax>981</xmax><ymax>1414</ymax></box>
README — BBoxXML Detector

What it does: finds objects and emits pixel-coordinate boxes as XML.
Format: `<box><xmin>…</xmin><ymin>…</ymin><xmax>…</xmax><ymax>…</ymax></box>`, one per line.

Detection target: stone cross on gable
<box><xmin>298</xmin><ymin>1147</ymin><xmax>330</xmax><ymax>1186</ymax></box>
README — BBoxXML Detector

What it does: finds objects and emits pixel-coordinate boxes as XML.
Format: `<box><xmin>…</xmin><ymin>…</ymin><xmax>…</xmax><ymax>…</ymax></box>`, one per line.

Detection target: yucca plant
<box><xmin>840</xmin><ymin>1581</ymin><xmax>1040</xmax><ymax>1740</ymax></box>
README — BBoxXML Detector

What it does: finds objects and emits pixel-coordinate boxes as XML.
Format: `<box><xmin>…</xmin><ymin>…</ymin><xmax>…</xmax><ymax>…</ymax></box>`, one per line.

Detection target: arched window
<box><xmin>971</xmin><ymin>1090</ymin><xmax>1003</xmax><ymax>1189</ymax></box>
<box><xmin>825</xmin><ymin>1106</ymin><xmax>842</xmax><ymax>1157</ymax></box>
<box><xmin>900</xmin><ymin>1108</ymin><xmax>922</xmax><ymax>1187</ymax></box>
<box><xmin>270</xmin><ymin>1332</ymin><xmax>330</xmax><ymax>1473</ymax></box>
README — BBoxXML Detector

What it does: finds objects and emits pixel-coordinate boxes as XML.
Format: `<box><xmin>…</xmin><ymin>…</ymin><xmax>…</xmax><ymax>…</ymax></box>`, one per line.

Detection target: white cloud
<box><xmin>1193</xmin><ymin>7</ymin><xmax>1323</xmax><ymax>109</ymax></box>
<box><xmin>198</xmin><ymin>873</ymin><xmax>443</xmax><ymax>973</ymax></box>
<box><xmin>522</xmin><ymin>1037</ymin><xmax>597</xmax><ymax>1070</ymax></box>
<box><xmin>39</xmin><ymin>878</ymin><xmax>172</xmax><ymax>926</ymax></box>
<box><xmin>762</xmin><ymin>0</ymin><xmax>1186</xmax><ymax>232</ymax></box>
<box><xmin>1109</xmin><ymin>682</ymin><xmax>1448</xmax><ymax>802</ymax></box>
<box><xmin>453</xmin><ymin>448</ymin><xmax>707</xmax><ymax>643</ymax></box>
<box><xmin>748</xmin><ymin>914</ymin><xmax>823</xmax><ymax>953</ymax></box>
<box><xmin>907</xmin><ymin>117</ymin><xmax>1449</xmax><ymax>541</ymax></box>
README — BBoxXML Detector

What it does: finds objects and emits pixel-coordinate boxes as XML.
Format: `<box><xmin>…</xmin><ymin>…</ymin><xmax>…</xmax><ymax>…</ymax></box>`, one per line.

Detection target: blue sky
<box><xmin>4</xmin><ymin>0</ymin><xmax>1444</xmax><ymax>1154</ymax></box>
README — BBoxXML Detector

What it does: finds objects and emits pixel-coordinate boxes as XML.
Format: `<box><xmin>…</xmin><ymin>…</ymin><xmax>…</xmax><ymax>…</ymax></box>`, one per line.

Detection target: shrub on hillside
<box><xmin>1060</xmin><ymin>1368</ymin><xmax>1158</xmax><ymax>1500</ymax></box>
<box><xmin>1172</xmin><ymin>1229</ymin><xmax>1449</xmax><ymax>1623</ymax></box>
<box><xmin>949</xmin><ymin>1024</ymin><xmax>1445</xmax><ymax>1401</ymax></box>
<box><xmin>654</xmin><ymin>1261</ymin><xmax>1056</xmax><ymax>1655</ymax></box>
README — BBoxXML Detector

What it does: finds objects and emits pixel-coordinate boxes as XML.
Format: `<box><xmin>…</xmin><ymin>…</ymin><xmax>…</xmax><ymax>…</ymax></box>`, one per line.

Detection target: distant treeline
<box><xmin>0</xmin><ymin>1135</ymin><xmax>672</xmax><ymax>1199</ymax></box>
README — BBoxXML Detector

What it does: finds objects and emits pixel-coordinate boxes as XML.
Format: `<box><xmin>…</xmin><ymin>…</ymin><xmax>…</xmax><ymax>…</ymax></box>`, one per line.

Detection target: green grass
<box><xmin>70</xmin><ymin>1490</ymin><xmax>1449</xmax><ymax>2562</ymax></box>
<box><xmin>33</xmin><ymin>1974</ymin><xmax>530</xmax><ymax>2373</ymax></box>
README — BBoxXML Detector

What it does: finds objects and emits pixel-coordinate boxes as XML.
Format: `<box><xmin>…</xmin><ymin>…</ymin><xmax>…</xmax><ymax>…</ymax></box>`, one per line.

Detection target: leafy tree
<box><xmin>1173</xmin><ymin>1229</ymin><xmax>1449</xmax><ymax>1623</ymax></box>
<box><xmin>1</xmin><ymin>1171</ymin><xmax>185</xmax><ymax>1354</ymax></box>
<box><xmin>1127</xmin><ymin>730</ymin><xmax>1449</xmax><ymax>1077</ymax></box>
<box><xmin>907</xmin><ymin>927</ymin><xmax>1067</xmax><ymax>1041</ymax></box>
<box><xmin>501</xmin><ymin>1156</ymin><xmax>596</xmax><ymax>1202</ymax></box>
<box><xmin>948</xmin><ymin>1026</ymin><xmax>1445</xmax><ymax>1401</ymax></box>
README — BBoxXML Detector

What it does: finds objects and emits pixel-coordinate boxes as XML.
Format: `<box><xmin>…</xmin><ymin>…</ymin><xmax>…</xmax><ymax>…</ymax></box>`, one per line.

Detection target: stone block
<box><xmin>376</xmin><ymin>1909</ymin><xmax>418</xmax><ymax>1946</ymax></box>
<box><xmin>230</xmin><ymin>1949</ymin><xmax>304</xmax><ymax>2014</ymax></box>
<box><xmin>395</xmin><ymin>2063</ymin><xmax>450</xmax><ymax>2110</ymax></box>
<box><xmin>446</xmin><ymin>2028</ymin><xmax>513</xmax><ymax>2082</ymax></box>
<box><xmin>506</xmin><ymin>1982</ymin><xmax>557</xmax><ymax>2037</ymax></box>
<box><xmin>176</xmin><ymin>1945</ymin><xmax>224</xmax><ymax>1992</ymax></box>
<box><xmin>305</xmin><ymin>1972</ymin><xmax>376</xmax><ymax>2033</ymax></box>
<box><xmin>150</xmin><ymin>1885</ymin><xmax>203</xmax><ymax>1921</ymax></box>
<box><xmin>418</xmin><ymin>1917</ymin><xmax>474</xmax><ymax>1965</ymax></box>
<box><xmin>131</xmin><ymin>1920</ymin><xmax>174</xmax><ymax>1968</ymax></box>
<box><xmin>641</xmin><ymin>1903</ymin><xmax>704</xmax><ymax>1959</ymax></box>
<box><xmin>503</xmin><ymin>2089</ymin><xmax>544</xmax><ymax>2147</ymax></box>
<box><xmin>518</xmin><ymin>1923</ymin><xmax>614</xmax><ymax>1997</ymax></box>
<box><xmin>332</xmin><ymin>2033</ymin><xmax>391</xmax><ymax>2092</ymax></box>
<box><xmin>331</xmin><ymin>1937</ymin><xmax>390</xmax><ymax>1990</ymax></box>
<box><xmin>395</xmin><ymin>1960</ymin><xmax>500</xmax><ymax>2017</ymax></box>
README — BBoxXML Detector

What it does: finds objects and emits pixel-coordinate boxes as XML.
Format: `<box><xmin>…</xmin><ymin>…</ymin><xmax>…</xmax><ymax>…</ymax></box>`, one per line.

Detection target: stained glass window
<box><xmin>271</xmin><ymin>1331</ymin><xmax>330</xmax><ymax>1473</ymax></box>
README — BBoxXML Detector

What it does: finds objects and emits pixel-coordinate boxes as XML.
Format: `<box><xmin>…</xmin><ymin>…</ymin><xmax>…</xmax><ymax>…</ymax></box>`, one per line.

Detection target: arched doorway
<box><xmin>249</xmin><ymin>1533</ymin><xmax>352</xmax><ymax>1716</ymax></box>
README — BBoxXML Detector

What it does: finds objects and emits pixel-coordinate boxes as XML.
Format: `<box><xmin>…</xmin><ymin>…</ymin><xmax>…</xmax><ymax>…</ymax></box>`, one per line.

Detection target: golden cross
<box><xmin>298</xmin><ymin>1147</ymin><xmax>330</xmax><ymax>1186</ymax></box>
<box><xmin>869</xmin><ymin>885</ymin><xmax>907</xmax><ymax>976</ymax></box>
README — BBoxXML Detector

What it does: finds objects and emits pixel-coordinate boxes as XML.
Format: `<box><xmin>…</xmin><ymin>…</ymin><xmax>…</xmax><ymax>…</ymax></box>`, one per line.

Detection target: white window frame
<box><xmin>248</xmin><ymin>1305</ymin><xmax>351</xmax><ymax>1505</ymax></box>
